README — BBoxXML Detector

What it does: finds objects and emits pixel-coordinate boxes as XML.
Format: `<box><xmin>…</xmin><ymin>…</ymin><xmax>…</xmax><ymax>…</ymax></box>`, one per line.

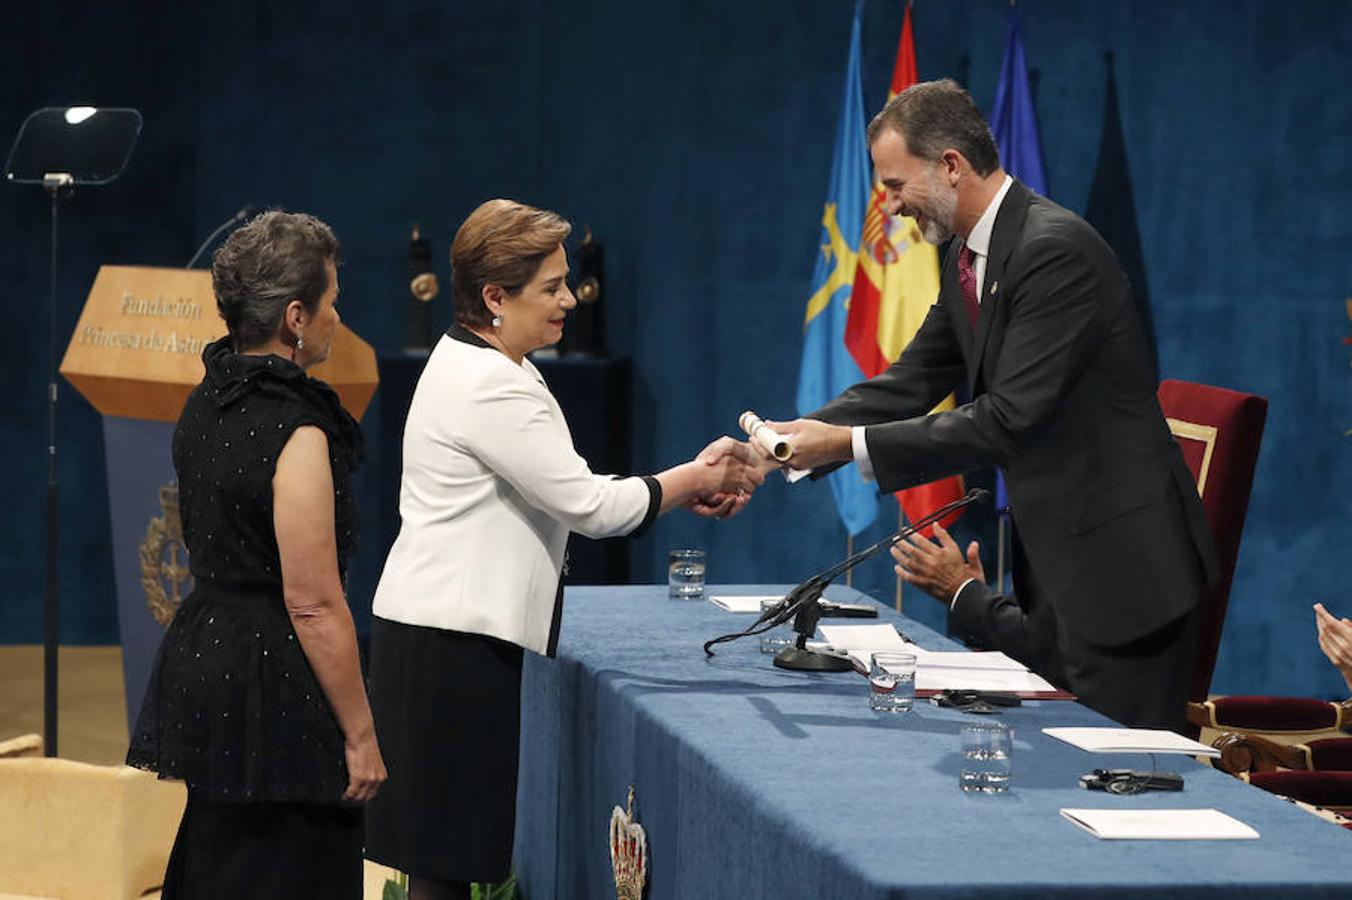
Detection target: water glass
<box><xmin>759</xmin><ymin>597</ymin><xmax>796</xmax><ymax>654</ymax></box>
<box><xmin>960</xmin><ymin>722</ymin><xmax>1012</xmax><ymax>793</ymax></box>
<box><xmin>868</xmin><ymin>651</ymin><xmax>916</xmax><ymax>713</ymax></box>
<box><xmin>667</xmin><ymin>549</ymin><xmax>706</xmax><ymax>600</ymax></box>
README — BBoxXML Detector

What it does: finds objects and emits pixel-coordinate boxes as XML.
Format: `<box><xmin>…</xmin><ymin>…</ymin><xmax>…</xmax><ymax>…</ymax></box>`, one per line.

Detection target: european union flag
<box><xmin>990</xmin><ymin>6</ymin><xmax>1047</xmax><ymax>197</ymax></box>
<box><xmin>988</xmin><ymin>4</ymin><xmax>1048</xmax><ymax>513</ymax></box>
<box><xmin>794</xmin><ymin>2</ymin><xmax>876</xmax><ymax>536</ymax></box>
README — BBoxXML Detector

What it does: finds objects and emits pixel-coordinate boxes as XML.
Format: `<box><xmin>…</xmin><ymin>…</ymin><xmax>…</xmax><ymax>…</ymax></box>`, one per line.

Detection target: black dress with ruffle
<box><xmin>127</xmin><ymin>338</ymin><xmax>363</xmax><ymax>806</ymax></box>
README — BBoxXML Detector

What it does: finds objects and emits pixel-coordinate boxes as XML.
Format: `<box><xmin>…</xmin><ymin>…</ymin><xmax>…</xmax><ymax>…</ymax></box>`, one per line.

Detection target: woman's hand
<box><xmin>342</xmin><ymin>729</ymin><xmax>387</xmax><ymax>804</ymax></box>
<box><xmin>657</xmin><ymin>438</ymin><xmax>766</xmax><ymax>519</ymax></box>
<box><xmin>692</xmin><ymin>438</ymin><xmax>765</xmax><ymax>518</ymax></box>
<box><xmin>1314</xmin><ymin>603</ymin><xmax>1352</xmax><ymax>695</ymax></box>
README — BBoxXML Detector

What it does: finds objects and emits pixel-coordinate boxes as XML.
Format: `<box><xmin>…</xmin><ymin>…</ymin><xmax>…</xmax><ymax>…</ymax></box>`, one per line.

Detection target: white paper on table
<box><xmin>906</xmin><ymin>647</ymin><xmax>1028</xmax><ymax>670</ymax></box>
<box><xmin>707</xmin><ymin>595</ymin><xmax>781</xmax><ymax>613</ymax></box>
<box><xmin>916</xmin><ymin>667</ymin><xmax>1060</xmax><ymax>693</ymax></box>
<box><xmin>707</xmin><ymin>592</ymin><xmax>859</xmax><ymax>614</ymax></box>
<box><xmin>818</xmin><ymin>623</ymin><xmax>911</xmax><ymax>653</ymax></box>
<box><xmin>817</xmin><ymin>624</ymin><xmax>913</xmax><ymax>675</ymax></box>
<box><xmin>1042</xmin><ymin>727</ymin><xmax>1220</xmax><ymax>758</ymax></box>
<box><xmin>1058</xmin><ymin>808</ymin><xmax>1259</xmax><ymax>840</ymax></box>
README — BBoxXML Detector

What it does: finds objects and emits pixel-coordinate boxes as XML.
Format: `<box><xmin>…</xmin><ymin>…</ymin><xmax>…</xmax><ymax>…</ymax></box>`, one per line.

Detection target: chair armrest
<box><xmin>0</xmin><ymin>734</ymin><xmax>42</xmax><ymax>759</ymax></box>
<box><xmin>1213</xmin><ymin>731</ymin><xmax>1310</xmax><ymax>773</ymax></box>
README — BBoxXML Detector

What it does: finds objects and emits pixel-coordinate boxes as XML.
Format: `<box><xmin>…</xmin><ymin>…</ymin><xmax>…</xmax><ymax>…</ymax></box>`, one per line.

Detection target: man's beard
<box><xmin>916</xmin><ymin>181</ymin><xmax>957</xmax><ymax>245</ymax></box>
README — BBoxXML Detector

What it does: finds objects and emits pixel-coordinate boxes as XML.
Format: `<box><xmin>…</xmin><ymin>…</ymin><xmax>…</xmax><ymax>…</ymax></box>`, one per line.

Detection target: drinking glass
<box><xmin>667</xmin><ymin>549</ymin><xmax>706</xmax><ymax>600</ymax></box>
<box><xmin>960</xmin><ymin>722</ymin><xmax>1012</xmax><ymax>793</ymax></box>
<box><xmin>868</xmin><ymin>651</ymin><xmax>916</xmax><ymax>713</ymax></box>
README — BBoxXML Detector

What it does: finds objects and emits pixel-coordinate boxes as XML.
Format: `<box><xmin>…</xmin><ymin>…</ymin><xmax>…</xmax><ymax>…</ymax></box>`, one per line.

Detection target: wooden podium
<box><xmin>61</xmin><ymin>265</ymin><xmax>377</xmax><ymax>420</ymax></box>
<box><xmin>59</xmin><ymin>266</ymin><xmax>378</xmax><ymax>730</ymax></box>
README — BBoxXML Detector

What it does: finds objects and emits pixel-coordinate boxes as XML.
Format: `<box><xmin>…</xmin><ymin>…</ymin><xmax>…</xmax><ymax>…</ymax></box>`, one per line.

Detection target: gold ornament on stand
<box><xmin>406</xmin><ymin>223</ymin><xmax>438</xmax><ymax>350</ymax></box>
<box><xmin>139</xmin><ymin>483</ymin><xmax>192</xmax><ymax>625</ymax></box>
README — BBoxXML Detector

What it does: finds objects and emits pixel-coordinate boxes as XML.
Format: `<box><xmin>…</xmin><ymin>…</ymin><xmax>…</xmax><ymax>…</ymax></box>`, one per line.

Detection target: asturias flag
<box><xmin>988</xmin><ymin>3</ymin><xmax>1048</xmax><ymax>513</ymax></box>
<box><xmin>795</xmin><ymin>3</ymin><xmax>877</xmax><ymax>536</ymax></box>
<box><xmin>844</xmin><ymin>2</ymin><xmax>965</xmax><ymax>533</ymax></box>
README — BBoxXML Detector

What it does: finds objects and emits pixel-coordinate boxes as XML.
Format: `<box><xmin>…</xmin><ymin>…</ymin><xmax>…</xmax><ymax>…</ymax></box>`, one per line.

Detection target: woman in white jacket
<box><xmin>365</xmin><ymin>199</ymin><xmax>760</xmax><ymax>900</ymax></box>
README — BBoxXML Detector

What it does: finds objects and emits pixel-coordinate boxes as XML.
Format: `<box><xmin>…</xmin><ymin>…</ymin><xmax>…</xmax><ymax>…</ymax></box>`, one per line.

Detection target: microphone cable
<box><xmin>185</xmin><ymin>206</ymin><xmax>254</xmax><ymax>268</ymax></box>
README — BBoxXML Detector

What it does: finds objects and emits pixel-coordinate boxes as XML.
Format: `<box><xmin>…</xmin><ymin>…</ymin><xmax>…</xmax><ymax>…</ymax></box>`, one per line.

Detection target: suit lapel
<box><xmin>967</xmin><ymin>180</ymin><xmax>1032</xmax><ymax>389</ymax></box>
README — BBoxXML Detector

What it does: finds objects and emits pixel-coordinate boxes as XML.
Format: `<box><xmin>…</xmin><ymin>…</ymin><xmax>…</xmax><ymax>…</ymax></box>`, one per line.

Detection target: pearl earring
<box><xmin>491</xmin><ymin>315</ymin><xmax>502</xmax><ymax>328</ymax></box>
<box><xmin>296</xmin><ymin>333</ymin><xmax>305</xmax><ymax>350</ymax></box>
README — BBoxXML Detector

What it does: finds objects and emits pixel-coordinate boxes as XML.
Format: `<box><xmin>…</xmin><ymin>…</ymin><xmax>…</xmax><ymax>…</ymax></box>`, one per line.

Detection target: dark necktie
<box><xmin>958</xmin><ymin>244</ymin><xmax>980</xmax><ymax>330</ymax></box>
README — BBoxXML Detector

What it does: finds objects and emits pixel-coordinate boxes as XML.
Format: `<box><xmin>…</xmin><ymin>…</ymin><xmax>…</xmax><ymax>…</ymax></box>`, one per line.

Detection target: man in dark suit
<box><xmin>769</xmin><ymin>79</ymin><xmax>1217</xmax><ymax>732</ymax></box>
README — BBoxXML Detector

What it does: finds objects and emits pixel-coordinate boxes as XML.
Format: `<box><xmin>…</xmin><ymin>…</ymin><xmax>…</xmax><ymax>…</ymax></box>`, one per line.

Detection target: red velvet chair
<box><xmin>1156</xmin><ymin>379</ymin><xmax>1268</xmax><ymax>704</ymax></box>
<box><xmin>1187</xmin><ymin>697</ymin><xmax>1352</xmax><ymax>823</ymax></box>
<box><xmin>1164</xmin><ymin>383</ymin><xmax>1352</xmax><ymax>825</ymax></box>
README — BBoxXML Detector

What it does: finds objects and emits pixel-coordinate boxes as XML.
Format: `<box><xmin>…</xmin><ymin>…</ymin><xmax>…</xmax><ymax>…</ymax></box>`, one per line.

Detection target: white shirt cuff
<box><xmin>950</xmin><ymin>577</ymin><xmax>976</xmax><ymax>610</ymax></box>
<box><xmin>851</xmin><ymin>426</ymin><xmax>875</xmax><ymax>482</ymax></box>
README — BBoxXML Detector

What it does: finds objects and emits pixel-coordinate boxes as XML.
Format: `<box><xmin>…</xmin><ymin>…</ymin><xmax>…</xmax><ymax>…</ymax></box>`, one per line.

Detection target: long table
<box><xmin>513</xmin><ymin>586</ymin><xmax>1352</xmax><ymax>898</ymax></box>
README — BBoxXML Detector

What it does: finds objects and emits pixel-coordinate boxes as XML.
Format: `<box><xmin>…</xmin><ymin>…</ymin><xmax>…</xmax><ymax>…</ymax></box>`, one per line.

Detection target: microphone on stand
<box><xmin>703</xmin><ymin>488</ymin><xmax>991</xmax><ymax>669</ymax></box>
<box><xmin>185</xmin><ymin>206</ymin><xmax>255</xmax><ymax>268</ymax></box>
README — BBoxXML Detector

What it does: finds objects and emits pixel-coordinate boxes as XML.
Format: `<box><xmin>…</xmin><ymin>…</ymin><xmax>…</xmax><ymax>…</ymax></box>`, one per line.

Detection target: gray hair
<box><xmin>867</xmin><ymin>79</ymin><xmax>1001</xmax><ymax>177</ymax></box>
<box><xmin>211</xmin><ymin>210</ymin><xmax>340</xmax><ymax>350</ymax></box>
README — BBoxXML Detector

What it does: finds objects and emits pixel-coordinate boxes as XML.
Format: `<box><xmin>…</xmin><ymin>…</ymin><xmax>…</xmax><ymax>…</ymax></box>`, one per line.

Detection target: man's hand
<box><xmin>889</xmin><ymin>522</ymin><xmax>985</xmax><ymax>604</ymax></box>
<box><xmin>760</xmin><ymin>418</ymin><xmax>854</xmax><ymax>471</ymax></box>
<box><xmin>1315</xmin><ymin>603</ymin><xmax>1352</xmax><ymax>695</ymax></box>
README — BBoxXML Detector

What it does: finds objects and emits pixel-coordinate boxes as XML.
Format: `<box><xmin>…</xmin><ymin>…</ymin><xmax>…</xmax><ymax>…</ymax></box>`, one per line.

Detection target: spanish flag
<box><xmin>843</xmin><ymin>3</ymin><xmax>964</xmax><ymax>531</ymax></box>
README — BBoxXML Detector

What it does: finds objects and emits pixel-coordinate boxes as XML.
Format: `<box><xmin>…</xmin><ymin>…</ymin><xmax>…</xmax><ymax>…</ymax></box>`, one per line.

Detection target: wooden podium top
<box><xmin>59</xmin><ymin>265</ymin><xmax>378</xmax><ymax>423</ymax></box>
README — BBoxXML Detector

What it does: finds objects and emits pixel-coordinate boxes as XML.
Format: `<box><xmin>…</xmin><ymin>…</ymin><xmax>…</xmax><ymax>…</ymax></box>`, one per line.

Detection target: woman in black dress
<box><xmin>127</xmin><ymin>211</ymin><xmax>385</xmax><ymax>899</ymax></box>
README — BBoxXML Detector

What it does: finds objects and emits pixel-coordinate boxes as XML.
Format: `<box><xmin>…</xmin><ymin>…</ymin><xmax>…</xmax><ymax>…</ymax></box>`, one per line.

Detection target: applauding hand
<box><xmin>889</xmin><ymin>522</ymin><xmax>984</xmax><ymax>604</ymax></box>
<box><xmin>1315</xmin><ymin>603</ymin><xmax>1352</xmax><ymax>695</ymax></box>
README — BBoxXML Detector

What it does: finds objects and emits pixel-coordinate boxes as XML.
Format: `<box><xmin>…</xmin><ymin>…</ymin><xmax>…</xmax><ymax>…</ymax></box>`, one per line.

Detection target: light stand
<box><xmin>6</xmin><ymin>107</ymin><xmax>142</xmax><ymax>756</ymax></box>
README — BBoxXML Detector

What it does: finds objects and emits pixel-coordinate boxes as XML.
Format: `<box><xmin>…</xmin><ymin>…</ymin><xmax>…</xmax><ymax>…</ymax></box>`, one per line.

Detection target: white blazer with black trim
<box><xmin>372</xmin><ymin>326</ymin><xmax>659</xmax><ymax>656</ymax></box>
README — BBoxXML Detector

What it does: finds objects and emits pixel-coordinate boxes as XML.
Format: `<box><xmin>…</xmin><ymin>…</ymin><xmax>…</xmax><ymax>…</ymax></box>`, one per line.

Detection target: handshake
<box><xmin>680</xmin><ymin>413</ymin><xmax>857</xmax><ymax>520</ymax></box>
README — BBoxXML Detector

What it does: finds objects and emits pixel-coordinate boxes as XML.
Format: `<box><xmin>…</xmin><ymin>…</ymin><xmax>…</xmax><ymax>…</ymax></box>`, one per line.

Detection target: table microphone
<box><xmin>754</xmin><ymin>488</ymin><xmax>990</xmax><ymax>630</ymax></box>
<box><xmin>704</xmin><ymin>488</ymin><xmax>990</xmax><ymax>660</ymax></box>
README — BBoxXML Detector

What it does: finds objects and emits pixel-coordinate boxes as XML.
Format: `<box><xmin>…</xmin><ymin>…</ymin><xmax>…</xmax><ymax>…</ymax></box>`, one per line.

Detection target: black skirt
<box><xmin>162</xmin><ymin>792</ymin><xmax>363</xmax><ymax>899</ymax></box>
<box><xmin>364</xmin><ymin>616</ymin><xmax>525</xmax><ymax>883</ymax></box>
<box><xmin>127</xmin><ymin>587</ymin><xmax>349</xmax><ymax>804</ymax></box>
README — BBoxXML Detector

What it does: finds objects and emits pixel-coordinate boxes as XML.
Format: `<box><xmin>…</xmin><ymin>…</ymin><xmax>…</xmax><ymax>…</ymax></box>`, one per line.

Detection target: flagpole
<box><xmin>894</xmin><ymin>507</ymin><xmax>904</xmax><ymax>612</ymax></box>
<box><xmin>996</xmin><ymin>514</ymin><xmax>1007</xmax><ymax>591</ymax></box>
<box><xmin>844</xmin><ymin>533</ymin><xmax>854</xmax><ymax>588</ymax></box>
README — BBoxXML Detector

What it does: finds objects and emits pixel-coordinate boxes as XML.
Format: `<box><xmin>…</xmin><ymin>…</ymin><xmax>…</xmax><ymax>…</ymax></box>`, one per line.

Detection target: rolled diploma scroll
<box><xmin>738</xmin><ymin>411</ymin><xmax>793</xmax><ymax>462</ymax></box>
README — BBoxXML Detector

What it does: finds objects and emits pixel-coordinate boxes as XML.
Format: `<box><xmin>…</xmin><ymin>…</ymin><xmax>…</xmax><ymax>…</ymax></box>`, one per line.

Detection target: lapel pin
<box><xmin>990</xmin><ymin>280</ymin><xmax>999</xmax><ymax>296</ymax></box>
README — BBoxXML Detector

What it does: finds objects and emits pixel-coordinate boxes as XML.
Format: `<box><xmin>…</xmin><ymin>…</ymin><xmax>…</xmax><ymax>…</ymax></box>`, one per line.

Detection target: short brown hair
<box><xmin>867</xmin><ymin>79</ymin><xmax>1001</xmax><ymax>177</ymax></box>
<box><xmin>212</xmin><ymin>210</ymin><xmax>339</xmax><ymax>350</ymax></box>
<box><xmin>451</xmin><ymin>199</ymin><xmax>572</xmax><ymax>329</ymax></box>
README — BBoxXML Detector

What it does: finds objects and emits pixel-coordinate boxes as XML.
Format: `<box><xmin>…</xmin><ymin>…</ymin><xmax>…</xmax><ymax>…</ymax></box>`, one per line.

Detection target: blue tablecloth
<box><xmin>514</xmin><ymin>586</ymin><xmax>1352</xmax><ymax>899</ymax></box>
